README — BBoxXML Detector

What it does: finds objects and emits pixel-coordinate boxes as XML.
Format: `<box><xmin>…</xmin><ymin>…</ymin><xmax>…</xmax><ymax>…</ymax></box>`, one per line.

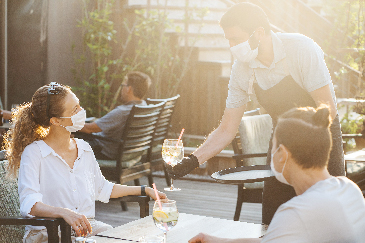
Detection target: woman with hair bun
<box><xmin>189</xmin><ymin>105</ymin><xmax>365</xmax><ymax>243</ymax></box>
<box><xmin>4</xmin><ymin>83</ymin><xmax>166</xmax><ymax>242</ymax></box>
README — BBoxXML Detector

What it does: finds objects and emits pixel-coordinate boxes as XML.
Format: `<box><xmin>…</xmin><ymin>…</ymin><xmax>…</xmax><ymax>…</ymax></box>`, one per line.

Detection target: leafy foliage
<box><xmin>324</xmin><ymin>0</ymin><xmax>365</xmax><ymax>96</ymax></box>
<box><xmin>72</xmin><ymin>0</ymin><xmax>208</xmax><ymax>117</ymax></box>
<box><xmin>72</xmin><ymin>0</ymin><xmax>118</xmax><ymax>117</ymax></box>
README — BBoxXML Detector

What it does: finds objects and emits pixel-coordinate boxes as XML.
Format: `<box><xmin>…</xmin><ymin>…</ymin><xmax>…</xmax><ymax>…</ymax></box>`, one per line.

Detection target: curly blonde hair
<box><xmin>3</xmin><ymin>84</ymin><xmax>71</xmax><ymax>177</ymax></box>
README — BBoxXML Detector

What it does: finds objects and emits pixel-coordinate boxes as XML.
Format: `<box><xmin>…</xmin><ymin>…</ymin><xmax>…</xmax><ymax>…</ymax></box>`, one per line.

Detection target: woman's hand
<box><xmin>146</xmin><ymin>187</ymin><xmax>167</xmax><ymax>200</ymax></box>
<box><xmin>61</xmin><ymin>208</ymin><xmax>92</xmax><ymax>237</ymax></box>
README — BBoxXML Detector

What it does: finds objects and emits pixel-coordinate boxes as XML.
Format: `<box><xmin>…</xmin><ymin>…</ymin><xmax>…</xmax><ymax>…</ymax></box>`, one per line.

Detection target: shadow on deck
<box><xmin>95</xmin><ymin>176</ymin><xmax>262</xmax><ymax>227</ymax></box>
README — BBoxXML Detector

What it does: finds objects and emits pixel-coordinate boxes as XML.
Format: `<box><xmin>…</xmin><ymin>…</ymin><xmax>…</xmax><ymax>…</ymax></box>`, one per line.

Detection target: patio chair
<box><xmin>231</xmin><ymin>110</ymin><xmax>273</xmax><ymax>221</ymax></box>
<box><xmin>344</xmin><ymin>151</ymin><xmax>365</xmax><ymax>197</ymax></box>
<box><xmin>80</xmin><ymin>103</ymin><xmax>165</xmax><ymax>214</ymax></box>
<box><xmin>0</xmin><ymin>159</ymin><xmax>72</xmax><ymax>243</ymax></box>
<box><xmin>146</xmin><ymin>94</ymin><xmax>180</xmax><ymax>186</ymax></box>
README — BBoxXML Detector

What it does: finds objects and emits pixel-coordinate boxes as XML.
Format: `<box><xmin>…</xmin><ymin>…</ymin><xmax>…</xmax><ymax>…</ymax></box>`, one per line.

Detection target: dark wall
<box><xmin>7</xmin><ymin>0</ymin><xmax>47</xmax><ymax>107</ymax></box>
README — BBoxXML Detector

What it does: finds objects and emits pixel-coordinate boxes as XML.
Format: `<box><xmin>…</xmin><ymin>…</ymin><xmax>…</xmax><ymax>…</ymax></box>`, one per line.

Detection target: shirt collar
<box><xmin>249</xmin><ymin>30</ymin><xmax>286</xmax><ymax>69</ymax></box>
<box><xmin>36</xmin><ymin>138</ymin><xmax>92</xmax><ymax>158</ymax></box>
<box><xmin>36</xmin><ymin>140</ymin><xmax>54</xmax><ymax>158</ymax></box>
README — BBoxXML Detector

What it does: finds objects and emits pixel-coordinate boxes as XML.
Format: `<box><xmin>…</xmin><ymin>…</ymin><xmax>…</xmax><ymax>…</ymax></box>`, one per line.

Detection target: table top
<box><xmin>345</xmin><ymin>150</ymin><xmax>365</xmax><ymax>162</ymax></box>
<box><xmin>211</xmin><ymin>165</ymin><xmax>274</xmax><ymax>184</ymax></box>
<box><xmin>90</xmin><ymin>213</ymin><xmax>267</xmax><ymax>242</ymax></box>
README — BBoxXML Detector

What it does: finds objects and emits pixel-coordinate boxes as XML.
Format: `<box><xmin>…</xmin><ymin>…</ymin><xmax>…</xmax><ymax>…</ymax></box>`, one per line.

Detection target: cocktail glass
<box><xmin>152</xmin><ymin>200</ymin><xmax>179</xmax><ymax>243</ymax></box>
<box><xmin>162</xmin><ymin>139</ymin><xmax>184</xmax><ymax>191</ymax></box>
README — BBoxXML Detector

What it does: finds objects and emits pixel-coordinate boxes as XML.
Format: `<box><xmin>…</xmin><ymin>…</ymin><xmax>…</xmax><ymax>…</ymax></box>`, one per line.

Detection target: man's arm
<box><xmin>2</xmin><ymin>110</ymin><xmax>11</xmax><ymax>120</ymax></box>
<box><xmin>193</xmin><ymin>105</ymin><xmax>246</xmax><ymax>164</ymax></box>
<box><xmin>309</xmin><ymin>84</ymin><xmax>337</xmax><ymax>120</ymax></box>
<box><xmin>167</xmin><ymin>105</ymin><xmax>246</xmax><ymax>179</ymax></box>
<box><xmin>79</xmin><ymin>122</ymin><xmax>102</xmax><ymax>133</ymax></box>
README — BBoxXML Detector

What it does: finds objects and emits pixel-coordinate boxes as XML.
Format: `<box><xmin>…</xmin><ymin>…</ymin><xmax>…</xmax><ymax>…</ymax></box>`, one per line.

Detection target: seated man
<box><xmin>78</xmin><ymin>71</ymin><xmax>151</xmax><ymax>160</ymax></box>
<box><xmin>189</xmin><ymin>105</ymin><xmax>365</xmax><ymax>243</ymax></box>
<box><xmin>1</xmin><ymin>109</ymin><xmax>12</xmax><ymax>120</ymax></box>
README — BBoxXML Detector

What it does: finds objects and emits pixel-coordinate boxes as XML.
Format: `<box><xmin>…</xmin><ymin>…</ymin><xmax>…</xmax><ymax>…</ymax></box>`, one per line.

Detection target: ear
<box><xmin>255</xmin><ymin>27</ymin><xmax>266</xmax><ymax>39</ymax></box>
<box><xmin>278</xmin><ymin>144</ymin><xmax>289</xmax><ymax>162</ymax></box>
<box><xmin>49</xmin><ymin>117</ymin><xmax>61</xmax><ymax>126</ymax></box>
<box><xmin>127</xmin><ymin>85</ymin><xmax>135</xmax><ymax>96</ymax></box>
<box><xmin>279</xmin><ymin>144</ymin><xmax>294</xmax><ymax>164</ymax></box>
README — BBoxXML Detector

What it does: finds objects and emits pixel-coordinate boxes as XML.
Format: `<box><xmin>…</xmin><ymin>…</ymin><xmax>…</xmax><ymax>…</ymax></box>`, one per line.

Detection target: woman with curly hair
<box><xmin>4</xmin><ymin>83</ymin><xmax>166</xmax><ymax>242</ymax></box>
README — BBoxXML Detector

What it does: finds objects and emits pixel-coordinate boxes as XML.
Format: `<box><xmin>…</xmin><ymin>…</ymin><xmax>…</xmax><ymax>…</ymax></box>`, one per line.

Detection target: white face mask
<box><xmin>270</xmin><ymin>146</ymin><xmax>290</xmax><ymax>185</ymax></box>
<box><xmin>60</xmin><ymin>109</ymin><xmax>86</xmax><ymax>133</ymax></box>
<box><xmin>230</xmin><ymin>31</ymin><xmax>259</xmax><ymax>63</ymax></box>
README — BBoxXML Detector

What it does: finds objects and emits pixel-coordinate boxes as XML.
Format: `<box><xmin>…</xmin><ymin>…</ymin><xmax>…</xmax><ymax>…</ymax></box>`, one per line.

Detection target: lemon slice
<box><xmin>153</xmin><ymin>210</ymin><xmax>168</xmax><ymax>221</ymax></box>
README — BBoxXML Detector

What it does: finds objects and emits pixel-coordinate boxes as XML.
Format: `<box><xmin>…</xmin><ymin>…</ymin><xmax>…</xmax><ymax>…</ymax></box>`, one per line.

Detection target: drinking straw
<box><xmin>152</xmin><ymin>183</ymin><xmax>169</xmax><ymax>231</ymax></box>
<box><xmin>176</xmin><ymin>128</ymin><xmax>185</xmax><ymax>147</ymax></box>
<box><xmin>152</xmin><ymin>183</ymin><xmax>162</xmax><ymax>210</ymax></box>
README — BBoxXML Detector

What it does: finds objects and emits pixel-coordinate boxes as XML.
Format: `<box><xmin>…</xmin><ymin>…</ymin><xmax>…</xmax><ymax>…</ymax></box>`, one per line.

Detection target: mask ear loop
<box><xmin>281</xmin><ymin>150</ymin><xmax>289</xmax><ymax>174</ymax></box>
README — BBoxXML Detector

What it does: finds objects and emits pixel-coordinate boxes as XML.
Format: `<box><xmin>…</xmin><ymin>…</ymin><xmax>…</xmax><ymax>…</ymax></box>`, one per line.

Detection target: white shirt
<box><xmin>226</xmin><ymin>31</ymin><xmax>337</xmax><ymax>108</ymax></box>
<box><xmin>18</xmin><ymin>138</ymin><xmax>115</xmax><ymax>224</ymax></box>
<box><xmin>262</xmin><ymin>177</ymin><xmax>365</xmax><ymax>243</ymax></box>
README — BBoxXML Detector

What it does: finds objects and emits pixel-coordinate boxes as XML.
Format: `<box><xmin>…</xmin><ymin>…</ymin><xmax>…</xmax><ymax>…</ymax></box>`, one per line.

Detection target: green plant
<box><xmin>72</xmin><ymin>0</ymin><xmax>120</xmax><ymax>117</ymax></box>
<box><xmin>123</xmin><ymin>5</ymin><xmax>208</xmax><ymax>98</ymax></box>
<box><xmin>341</xmin><ymin>112</ymin><xmax>363</xmax><ymax>134</ymax></box>
<box><xmin>340</xmin><ymin>106</ymin><xmax>364</xmax><ymax>151</ymax></box>
<box><xmin>72</xmin><ymin>0</ymin><xmax>208</xmax><ymax>117</ymax></box>
<box><xmin>323</xmin><ymin>0</ymin><xmax>365</xmax><ymax>97</ymax></box>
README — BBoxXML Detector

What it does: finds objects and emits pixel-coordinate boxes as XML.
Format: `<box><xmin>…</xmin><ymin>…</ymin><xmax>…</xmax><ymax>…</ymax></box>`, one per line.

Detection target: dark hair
<box><xmin>3</xmin><ymin>83</ymin><xmax>71</xmax><ymax>177</ymax></box>
<box><xmin>274</xmin><ymin>105</ymin><xmax>332</xmax><ymax>169</ymax></box>
<box><xmin>220</xmin><ymin>3</ymin><xmax>271</xmax><ymax>34</ymax></box>
<box><xmin>126</xmin><ymin>71</ymin><xmax>151</xmax><ymax>99</ymax></box>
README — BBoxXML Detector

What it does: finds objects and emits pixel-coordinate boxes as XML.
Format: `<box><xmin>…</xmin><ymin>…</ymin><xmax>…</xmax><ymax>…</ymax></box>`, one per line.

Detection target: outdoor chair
<box><xmin>344</xmin><ymin>151</ymin><xmax>365</xmax><ymax>197</ymax></box>
<box><xmin>231</xmin><ymin>110</ymin><xmax>273</xmax><ymax>221</ymax></box>
<box><xmin>146</xmin><ymin>94</ymin><xmax>180</xmax><ymax>186</ymax></box>
<box><xmin>0</xmin><ymin>159</ymin><xmax>72</xmax><ymax>243</ymax></box>
<box><xmin>77</xmin><ymin>103</ymin><xmax>165</xmax><ymax>214</ymax></box>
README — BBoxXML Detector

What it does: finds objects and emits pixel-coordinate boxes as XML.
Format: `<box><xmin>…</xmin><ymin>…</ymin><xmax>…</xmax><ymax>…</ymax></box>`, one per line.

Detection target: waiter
<box><xmin>167</xmin><ymin>2</ymin><xmax>345</xmax><ymax>225</ymax></box>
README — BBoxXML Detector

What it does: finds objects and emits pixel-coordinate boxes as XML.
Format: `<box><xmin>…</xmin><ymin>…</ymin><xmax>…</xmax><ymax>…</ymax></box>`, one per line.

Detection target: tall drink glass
<box><xmin>152</xmin><ymin>200</ymin><xmax>179</xmax><ymax>243</ymax></box>
<box><xmin>162</xmin><ymin>139</ymin><xmax>183</xmax><ymax>191</ymax></box>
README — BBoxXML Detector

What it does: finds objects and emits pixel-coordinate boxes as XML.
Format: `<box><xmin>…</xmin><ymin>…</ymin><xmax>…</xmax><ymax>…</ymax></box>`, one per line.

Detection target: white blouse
<box><xmin>18</xmin><ymin>138</ymin><xmax>115</xmax><ymax>221</ymax></box>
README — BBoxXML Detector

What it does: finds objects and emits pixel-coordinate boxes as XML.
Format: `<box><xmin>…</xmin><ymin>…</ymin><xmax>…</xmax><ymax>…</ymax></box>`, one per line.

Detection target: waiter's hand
<box><xmin>166</xmin><ymin>154</ymin><xmax>199</xmax><ymax>179</ymax></box>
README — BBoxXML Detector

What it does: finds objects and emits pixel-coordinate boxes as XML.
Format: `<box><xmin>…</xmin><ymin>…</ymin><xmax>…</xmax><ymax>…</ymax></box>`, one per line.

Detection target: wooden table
<box><xmin>90</xmin><ymin>213</ymin><xmax>267</xmax><ymax>242</ymax></box>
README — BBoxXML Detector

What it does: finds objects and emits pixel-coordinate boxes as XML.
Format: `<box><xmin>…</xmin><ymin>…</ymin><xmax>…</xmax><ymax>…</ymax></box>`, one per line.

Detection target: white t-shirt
<box><xmin>262</xmin><ymin>177</ymin><xmax>365</xmax><ymax>243</ymax></box>
<box><xmin>226</xmin><ymin>31</ymin><xmax>337</xmax><ymax>109</ymax></box>
<box><xmin>18</xmin><ymin>139</ymin><xmax>115</xmax><ymax>231</ymax></box>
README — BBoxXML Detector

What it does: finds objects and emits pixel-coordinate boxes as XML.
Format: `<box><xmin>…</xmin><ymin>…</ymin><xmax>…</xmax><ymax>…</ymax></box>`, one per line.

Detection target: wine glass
<box><xmin>152</xmin><ymin>200</ymin><xmax>179</xmax><ymax>243</ymax></box>
<box><xmin>162</xmin><ymin>139</ymin><xmax>184</xmax><ymax>191</ymax></box>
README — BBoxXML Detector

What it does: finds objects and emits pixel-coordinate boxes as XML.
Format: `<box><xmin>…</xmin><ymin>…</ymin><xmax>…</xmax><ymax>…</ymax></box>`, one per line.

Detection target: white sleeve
<box><xmin>18</xmin><ymin>146</ymin><xmax>43</xmax><ymax>217</ymax></box>
<box><xmin>226</xmin><ymin>61</ymin><xmax>250</xmax><ymax>108</ymax></box>
<box><xmin>261</xmin><ymin>206</ymin><xmax>307</xmax><ymax>242</ymax></box>
<box><xmin>298</xmin><ymin>38</ymin><xmax>331</xmax><ymax>92</ymax></box>
<box><xmin>92</xmin><ymin>154</ymin><xmax>115</xmax><ymax>203</ymax></box>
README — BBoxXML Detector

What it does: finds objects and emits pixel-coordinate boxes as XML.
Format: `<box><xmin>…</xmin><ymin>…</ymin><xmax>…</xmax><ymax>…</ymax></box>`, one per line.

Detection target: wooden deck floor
<box><xmin>95</xmin><ymin>176</ymin><xmax>262</xmax><ymax>227</ymax></box>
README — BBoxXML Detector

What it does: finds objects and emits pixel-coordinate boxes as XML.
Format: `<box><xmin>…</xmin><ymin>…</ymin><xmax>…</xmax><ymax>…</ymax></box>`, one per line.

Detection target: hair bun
<box><xmin>313</xmin><ymin>105</ymin><xmax>331</xmax><ymax>128</ymax></box>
